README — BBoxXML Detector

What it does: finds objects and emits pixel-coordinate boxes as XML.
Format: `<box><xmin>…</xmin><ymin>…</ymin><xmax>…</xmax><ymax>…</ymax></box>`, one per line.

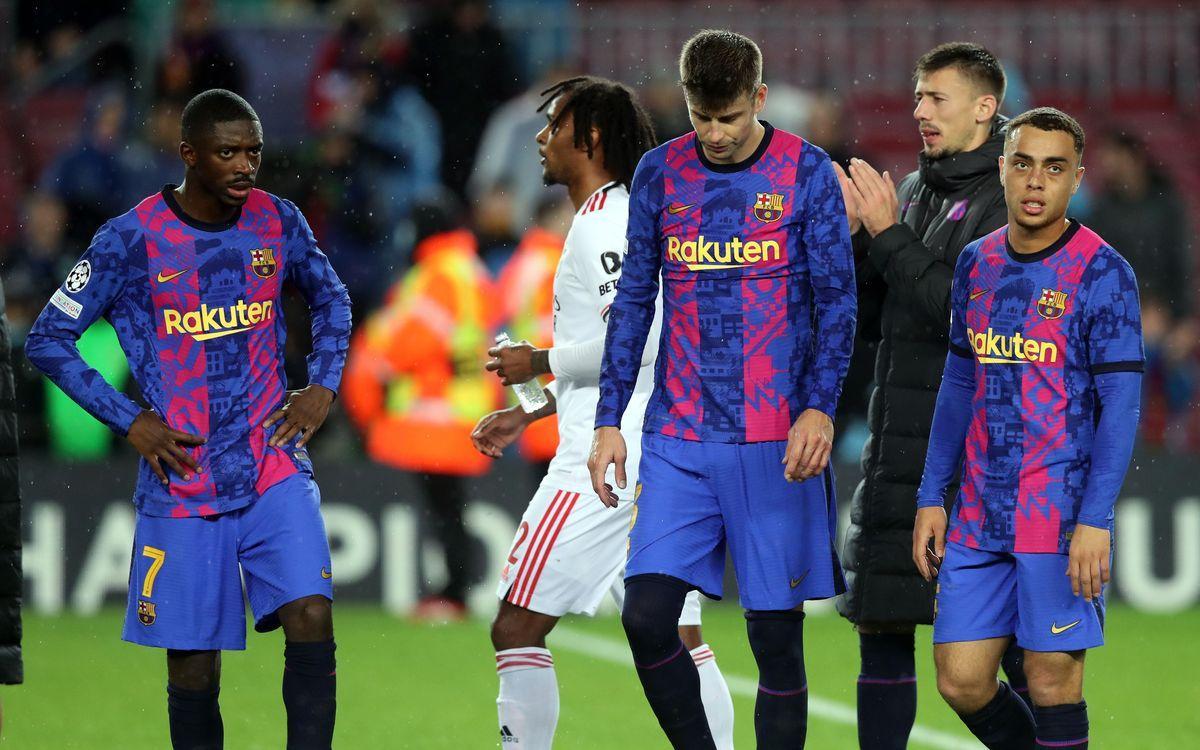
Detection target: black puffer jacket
<box><xmin>0</xmin><ymin>278</ymin><xmax>20</xmax><ymax>684</ymax></box>
<box><xmin>838</xmin><ymin>122</ymin><xmax>1008</xmax><ymax>625</ymax></box>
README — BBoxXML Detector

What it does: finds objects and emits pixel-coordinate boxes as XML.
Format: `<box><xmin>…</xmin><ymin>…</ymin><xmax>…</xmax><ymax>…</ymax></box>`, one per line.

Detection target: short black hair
<box><xmin>679</xmin><ymin>29</ymin><xmax>763</xmax><ymax>110</ymax></box>
<box><xmin>1006</xmin><ymin>107</ymin><xmax>1086</xmax><ymax>158</ymax></box>
<box><xmin>537</xmin><ymin>76</ymin><xmax>658</xmax><ymax>190</ymax></box>
<box><xmin>181</xmin><ymin>89</ymin><xmax>260</xmax><ymax>144</ymax></box>
<box><xmin>914</xmin><ymin>42</ymin><xmax>1006</xmax><ymax>106</ymax></box>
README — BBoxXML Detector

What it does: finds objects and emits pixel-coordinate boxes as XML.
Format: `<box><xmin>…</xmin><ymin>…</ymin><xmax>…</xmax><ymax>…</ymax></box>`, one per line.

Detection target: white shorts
<box><xmin>497</xmin><ymin>477</ymin><xmax>703</xmax><ymax>625</ymax></box>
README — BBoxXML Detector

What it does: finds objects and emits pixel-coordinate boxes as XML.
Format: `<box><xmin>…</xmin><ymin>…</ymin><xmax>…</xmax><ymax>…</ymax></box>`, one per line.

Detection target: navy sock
<box><xmin>1035</xmin><ymin>702</ymin><xmax>1089</xmax><ymax>748</ymax></box>
<box><xmin>1000</xmin><ymin>641</ymin><xmax>1032</xmax><ymax>710</ymax></box>
<box><xmin>622</xmin><ymin>575</ymin><xmax>715</xmax><ymax>749</ymax></box>
<box><xmin>856</xmin><ymin>632</ymin><xmax>917</xmax><ymax>750</ymax></box>
<box><xmin>746</xmin><ymin>610</ymin><xmax>808</xmax><ymax>749</ymax></box>
<box><xmin>283</xmin><ymin>639</ymin><xmax>337</xmax><ymax>749</ymax></box>
<box><xmin>958</xmin><ymin>680</ymin><xmax>1036</xmax><ymax>750</ymax></box>
<box><xmin>167</xmin><ymin>683</ymin><xmax>223</xmax><ymax>750</ymax></box>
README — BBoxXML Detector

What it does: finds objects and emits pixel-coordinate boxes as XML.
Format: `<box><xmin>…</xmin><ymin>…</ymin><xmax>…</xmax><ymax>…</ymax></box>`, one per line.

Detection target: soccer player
<box><xmin>26</xmin><ymin>89</ymin><xmax>351</xmax><ymax>749</ymax></box>
<box><xmin>914</xmin><ymin>108</ymin><xmax>1143</xmax><ymax>750</ymax></box>
<box><xmin>590</xmin><ymin>31</ymin><xmax>857</xmax><ymax>748</ymax></box>
<box><xmin>472</xmin><ymin>76</ymin><xmax>735</xmax><ymax>750</ymax></box>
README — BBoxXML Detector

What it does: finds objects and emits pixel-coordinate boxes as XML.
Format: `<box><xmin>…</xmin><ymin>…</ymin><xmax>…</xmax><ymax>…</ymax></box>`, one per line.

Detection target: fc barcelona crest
<box><xmin>250</xmin><ymin>248</ymin><xmax>278</xmax><ymax>279</ymax></box>
<box><xmin>138</xmin><ymin>600</ymin><xmax>157</xmax><ymax>626</ymax></box>
<box><xmin>754</xmin><ymin>192</ymin><xmax>785</xmax><ymax>223</ymax></box>
<box><xmin>1037</xmin><ymin>288</ymin><xmax>1068</xmax><ymax>320</ymax></box>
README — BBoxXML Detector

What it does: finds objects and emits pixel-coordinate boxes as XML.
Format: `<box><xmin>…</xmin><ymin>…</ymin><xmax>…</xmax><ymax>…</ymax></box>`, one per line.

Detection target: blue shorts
<box><xmin>122</xmin><ymin>473</ymin><xmax>333</xmax><ymax>651</ymax></box>
<box><xmin>933</xmin><ymin>541</ymin><xmax>1105</xmax><ymax>652</ymax></box>
<box><xmin>625</xmin><ymin>432</ymin><xmax>845</xmax><ymax>611</ymax></box>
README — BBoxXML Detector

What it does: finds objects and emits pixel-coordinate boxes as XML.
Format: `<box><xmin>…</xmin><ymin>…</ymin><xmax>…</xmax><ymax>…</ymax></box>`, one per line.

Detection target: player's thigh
<box><xmin>123</xmin><ymin>511</ymin><xmax>244</xmax><ymax>651</ymax></box>
<box><xmin>237</xmin><ymin>474</ymin><xmax>333</xmax><ymax>633</ymax></box>
<box><xmin>710</xmin><ymin>441</ymin><xmax>843</xmax><ymax>610</ymax></box>
<box><xmin>1014</xmin><ymin>551</ymin><xmax>1105</xmax><ymax>653</ymax></box>
<box><xmin>626</xmin><ymin>433</ymin><xmax>726</xmax><ymax>599</ymax></box>
<box><xmin>499</xmin><ymin>479</ymin><xmax>632</xmax><ymax>617</ymax></box>
<box><xmin>933</xmin><ymin>542</ymin><xmax>1018</xmax><ymax>646</ymax></box>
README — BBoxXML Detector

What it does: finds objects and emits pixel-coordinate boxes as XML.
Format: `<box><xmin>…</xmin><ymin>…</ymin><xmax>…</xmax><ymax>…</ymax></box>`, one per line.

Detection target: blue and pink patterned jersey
<box><xmin>27</xmin><ymin>187</ymin><xmax>352</xmax><ymax>518</ymax></box>
<box><xmin>925</xmin><ymin>220</ymin><xmax>1143</xmax><ymax>553</ymax></box>
<box><xmin>596</xmin><ymin>123</ymin><xmax>856</xmax><ymax>442</ymax></box>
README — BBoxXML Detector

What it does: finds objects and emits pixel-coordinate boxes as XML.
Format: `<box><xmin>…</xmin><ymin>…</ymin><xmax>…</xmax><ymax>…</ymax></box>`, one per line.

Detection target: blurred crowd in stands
<box><xmin>2</xmin><ymin>0</ymin><xmax>1196</xmax><ymax>462</ymax></box>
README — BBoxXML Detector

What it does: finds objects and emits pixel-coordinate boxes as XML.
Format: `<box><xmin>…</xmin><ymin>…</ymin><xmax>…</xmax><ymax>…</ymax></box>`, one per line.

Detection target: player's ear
<box><xmin>1072</xmin><ymin>164</ymin><xmax>1085</xmax><ymax>194</ymax></box>
<box><xmin>976</xmin><ymin>94</ymin><xmax>997</xmax><ymax>124</ymax></box>
<box><xmin>179</xmin><ymin>140</ymin><xmax>197</xmax><ymax>168</ymax></box>
<box><xmin>753</xmin><ymin>83</ymin><xmax>768</xmax><ymax>115</ymax></box>
<box><xmin>997</xmin><ymin>155</ymin><xmax>1006</xmax><ymax>186</ymax></box>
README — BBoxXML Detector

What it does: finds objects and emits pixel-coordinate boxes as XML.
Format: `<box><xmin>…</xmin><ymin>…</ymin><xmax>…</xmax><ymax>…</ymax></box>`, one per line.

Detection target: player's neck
<box><xmin>1008</xmin><ymin>216</ymin><xmax>1071</xmax><ymax>255</ymax></box>
<box><xmin>174</xmin><ymin>178</ymin><xmax>239</xmax><ymax>225</ymax></box>
<box><xmin>568</xmin><ymin>171</ymin><xmax>616</xmax><ymax>212</ymax></box>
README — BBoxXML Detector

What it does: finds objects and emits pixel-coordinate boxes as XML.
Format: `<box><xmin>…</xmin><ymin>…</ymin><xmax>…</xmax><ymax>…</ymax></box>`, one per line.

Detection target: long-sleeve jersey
<box><xmin>596</xmin><ymin>123</ymin><xmax>856</xmax><ymax>442</ymax></box>
<box><xmin>26</xmin><ymin>187</ymin><xmax>352</xmax><ymax>518</ymax></box>
<box><xmin>917</xmin><ymin>220</ymin><xmax>1144</xmax><ymax>553</ymax></box>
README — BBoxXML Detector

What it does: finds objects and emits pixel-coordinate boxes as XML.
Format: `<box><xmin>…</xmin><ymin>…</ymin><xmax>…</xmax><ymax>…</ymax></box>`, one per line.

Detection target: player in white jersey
<box><xmin>472</xmin><ymin>77</ymin><xmax>735</xmax><ymax>750</ymax></box>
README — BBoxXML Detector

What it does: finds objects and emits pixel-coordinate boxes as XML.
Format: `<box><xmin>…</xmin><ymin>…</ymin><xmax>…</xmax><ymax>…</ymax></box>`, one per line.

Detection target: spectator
<box><xmin>410</xmin><ymin>0</ymin><xmax>521</xmax><ymax>197</ymax></box>
<box><xmin>342</xmin><ymin>193</ymin><xmax>500</xmax><ymax>620</ymax></box>
<box><xmin>155</xmin><ymin>0</ymin><xmax>243</xmax><ymax>101</ymax></box>
<box><xmin>1087</xmin><ymin>130</ymin><xmax>1192</xmax><ymax>320</ymax></box>
<box><xmin>0</xmin><ymin>272</ymin><xmax>23</xmax><ymax>717</ymax></box>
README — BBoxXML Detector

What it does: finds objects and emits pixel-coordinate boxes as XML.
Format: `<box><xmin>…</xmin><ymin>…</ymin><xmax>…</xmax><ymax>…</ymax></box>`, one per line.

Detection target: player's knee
<box><xmin>622</xmin><ymin>576</ymin><xmax>688</xmax><ymax>660</ymax></box>
<box><xmin>936</xmin><ymin>670</ymin><xmax>995</xmax><ymax>714</ymax></box>
<box><xmin>279</xmin><ymin>595</ymin><xmax>333</xmax><ymax>641</ymax></box>
<box><xmin>1024</xmin><ymin>657</ymin><xmax>1083</xmax><ymax>706</ymax></box>
<box><xmin>745</xmin><ymin>610</ymin><xmax>805</xmax><ymax>669</ymax></box>
<box><xmin>490</xmin><ymin>608</ymin><xmax>535</xmax><ymax>651</ymax></box>
<box><xmin>167</xmin><ymin>649</ymin><xmax>220</xmax><ymax>691</ymax></box>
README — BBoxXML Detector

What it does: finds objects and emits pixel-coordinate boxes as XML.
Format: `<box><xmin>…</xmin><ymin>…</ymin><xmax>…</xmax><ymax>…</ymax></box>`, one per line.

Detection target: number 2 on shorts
<box><xmin>141</xmin><ymin>546</ymin><xmax>166</xmax><ymax>598</ymax></box>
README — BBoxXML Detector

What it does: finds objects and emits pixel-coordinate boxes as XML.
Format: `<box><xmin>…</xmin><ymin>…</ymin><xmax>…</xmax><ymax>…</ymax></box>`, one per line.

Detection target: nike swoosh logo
<box><xmin>1050</xmin><ymin>619</ymin><xmax>1081</xmax><ymax>635</ymax></box>
<box><xmin>789</xmin><ymin>570</ymin><xmax>810</xmax><ymax>589</ymax></box>
<box><xmin>157</xmin><ymin>269</ymin><xmax>189</xmax><ymax>283</ymax></box>
<box><xmin>667</xmin><ymin>203</ymin><xmax>695</xmax><ymax>215</ymax></box>
<box><xmin>969</xmin><ymin>289</ymin><xmax>990</xmax><ymax>301</ymax></box>
<box><xmin>320</xmin><ymin>567</ymin><xmax>333</xmax><ymax>580</ymax></box>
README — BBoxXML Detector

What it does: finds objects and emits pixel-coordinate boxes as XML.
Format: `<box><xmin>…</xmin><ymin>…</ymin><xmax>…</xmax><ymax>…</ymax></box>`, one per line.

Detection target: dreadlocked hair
<box><xmin>537</xmin><ymin>76</ymin><xmax>658</xmax><ymax>189</ymax></box>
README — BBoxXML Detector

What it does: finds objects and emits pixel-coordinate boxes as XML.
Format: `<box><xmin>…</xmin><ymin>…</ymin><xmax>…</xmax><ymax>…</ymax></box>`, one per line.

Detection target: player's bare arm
<box><xmin>831</xmin><ymin>162</ymin><xmax>862</xmax><ymax>235</ymax></box>
<box><xmin>912</xmin><ymin>506</ymin><xmax>948</xmax><ymax>581</ymax></box>
<box><xmin>1067</xmin><ymin>523</ymin><xmax>1110</xmax><ymax>602</ymax></box>
<box><xmin>587</xmin><ymin>425</ymin><xmax>627</xmax><ymax>508</ymax></box>
<box><xmin>127</xmin><ymin>410</ymin><xmax>205</xmax><ymax>485</ymax></box>
<box><xmin>486</xmin><ymin>340</ymin><xmax>551</xmax><ymax>386</ymax></box>
<box><xmin>846</xmin><ymin>157</ymin><xmax>899</xmax><ymax>237</ymax></box>
<box><xmin>782</xmin><ymin>408</ymin><xmax>834</xmax><ymax>482</ymax></box>
<box><xmin>264</xmin><ymin>384</ymin><xmax>336</xmax><ymax>448</ymax></box>
<box><xmin>471</xmin><ymin>393</ymin><xmax>557</xmax><ymax>458</ymax></box>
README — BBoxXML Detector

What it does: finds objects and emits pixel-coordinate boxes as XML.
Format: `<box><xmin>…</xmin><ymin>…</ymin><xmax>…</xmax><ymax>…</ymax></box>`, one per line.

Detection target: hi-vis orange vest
<box><xmin>497</xmin><ymin>226</ymin><xmax>563</xmax><ymax>462</ymax></box>
<box><xmin>343</xmin><ymin>229</ymin><xmax>500</xmax><ymax>476</ymax></box>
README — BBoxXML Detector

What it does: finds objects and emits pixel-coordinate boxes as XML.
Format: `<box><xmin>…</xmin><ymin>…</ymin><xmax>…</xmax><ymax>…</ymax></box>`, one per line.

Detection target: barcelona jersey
<box><xmin>944</xmin><ymin>220</ymin><xmax>1143</xmax><ymax>553</ymax></box>
<box><xmin>596</xmin><ymin>123</ymin><xmax>856</xmax><ymax>442</ymax></box>
<box><xmin>27</xmin><ymin>187</ymin><xmax>352</xmax><ymax>518</ymax></box>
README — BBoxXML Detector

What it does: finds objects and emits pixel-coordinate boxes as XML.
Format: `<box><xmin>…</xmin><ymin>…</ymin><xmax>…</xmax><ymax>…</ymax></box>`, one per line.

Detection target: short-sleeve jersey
<box><xmin>596</xmin><ymin>123</ymin><xmax>856</xmax><ymax>443</ymax></box>
<box><xmin>546</xmin><ymin>182</ymin><xmax>659</xmax><ymax>493</ymax></box>
<box><xmin>27</xmin><ymin>187</ymin><xmax>351</xmax><ymax>518</ymax></box>
<box><xmin>948</xmin><ymin>220</ymin><xmax>1143</xmax><ymax>553</ymax></box>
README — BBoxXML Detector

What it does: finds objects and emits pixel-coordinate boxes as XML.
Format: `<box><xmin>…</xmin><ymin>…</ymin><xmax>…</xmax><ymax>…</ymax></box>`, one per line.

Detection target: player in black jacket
<box><xmin>834</xmin><ymin>43</ymin><xmax>1028</xmax><ymax>749</ymax></box>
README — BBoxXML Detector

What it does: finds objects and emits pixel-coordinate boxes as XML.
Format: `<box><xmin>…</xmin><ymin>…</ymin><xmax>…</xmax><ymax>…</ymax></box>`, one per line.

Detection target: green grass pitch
<box><xmin>7</xmin><ymin>604</ymin><xmax>1198</xmax><ymax>747</ymax></box>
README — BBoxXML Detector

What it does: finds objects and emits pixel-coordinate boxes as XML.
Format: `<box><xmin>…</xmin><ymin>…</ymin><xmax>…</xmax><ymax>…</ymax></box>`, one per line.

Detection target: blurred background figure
<box><xmin>342</xmin><ymin>193</ymin><xmax>499</xmax><ymax>621</ymax></box>
<box><xmin>0</xmin><ymin>270</ymin><xmax>23</xmax><ymax>733</ymax></box>
<box><xmin>154</xmin><ymin>0</ymin><xmax>243</xmax><ymax>100</ymax></box>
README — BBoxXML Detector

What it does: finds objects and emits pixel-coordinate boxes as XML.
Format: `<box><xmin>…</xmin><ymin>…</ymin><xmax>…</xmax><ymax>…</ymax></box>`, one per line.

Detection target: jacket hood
<box><xmin>918</xmin><ymin>116</ymin><xmax>1008</xmax><ymax>194</ymax></box>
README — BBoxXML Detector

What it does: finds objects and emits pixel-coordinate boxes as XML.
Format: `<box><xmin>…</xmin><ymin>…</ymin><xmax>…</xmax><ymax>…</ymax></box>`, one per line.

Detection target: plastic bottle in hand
<box><xmin>495</xmin><ymin>332</ymin><xmax>548</xmax><ymax>413</ymax></box>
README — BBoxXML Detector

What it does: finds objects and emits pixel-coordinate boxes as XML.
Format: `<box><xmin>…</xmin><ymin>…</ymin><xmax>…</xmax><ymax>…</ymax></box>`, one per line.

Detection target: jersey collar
<box><xmin>694</xmin><ymin>121</ymin><xmax>774</xmax><ymax>173</ymax></box>
<box><xmin>1005</xmin><ymin>218</ymin><xmax>1080</xmax><ymax>263</ymax></box>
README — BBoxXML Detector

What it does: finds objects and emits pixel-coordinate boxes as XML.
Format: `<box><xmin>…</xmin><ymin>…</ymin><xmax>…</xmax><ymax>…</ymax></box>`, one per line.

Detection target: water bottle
<box><xmin>495</xmin><ymin>332</ymin><xmax>549</xmax><ymax>413</ymax></box>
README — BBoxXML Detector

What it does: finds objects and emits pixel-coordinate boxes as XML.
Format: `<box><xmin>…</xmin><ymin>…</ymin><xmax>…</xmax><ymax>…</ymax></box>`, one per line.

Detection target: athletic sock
<box><xmin>282</xmin><ymin>639</ymin><xmax>336</xmax><ymax>749</ymax></box>
<box><xmin>1001</xmin><ymin>641</ymin><xmax>1033</xmax><ymax>710</ymax></box>
<box><xmin>746</xmin><ymin>610</ymin><xmax>808</xmax><ymax>749</ymax></box>
<box><xmin>623</xmin><ymin>575</ymin><xmax>715</xmax><ymax>749</ymax></box>
<box><xmin>495</xmin><ymin>647</ymin><xmax>559</xmax><ymax>749</ymax></box>
<box><xmin>1035</xmin><ymin>701</ymin><xmax>1089</xmax><ymax>748</ymax></box>
<box><xmin>166</xmin><ymin>683</ymin><xmax>223</xmax><ymax>750</ymax></box>
<box><xmin>856</xmin><ymin>632</ymin><xmax>917</xmax><ymax>750</ymax></box>
<box><xmin>958</xmin><ymin>680</ymin><xmax>1037</xmax><ymax>750</ymax></box>
<box><xmin>692</xmin><ymin>644</ymin><xmax>735</xmax><ymax>750</ymax></box>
